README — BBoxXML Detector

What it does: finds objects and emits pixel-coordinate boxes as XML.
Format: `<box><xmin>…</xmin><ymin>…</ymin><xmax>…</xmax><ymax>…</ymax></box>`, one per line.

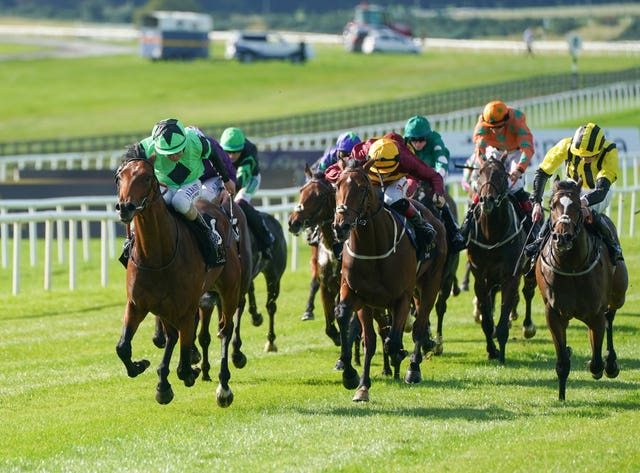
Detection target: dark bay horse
<box><xmin>288</xmin><ymin>164</ymin><xmax>394</xmax><ymax>376</ymax></box>
<box><xmin>333</xmin><ymin>159</ymin><xmax>446</xmax><ymax>401</ymax></box>
<box><xmin>413</xmin><ymin>180</ymin><xmax>461</xmax><ymax>355</ymax></box>
<box><xmin>115</xmin><ymin>150</ymin><xmax>243</xmax><ymax>408</ymax></box>
<box><xmin>466</xmin><ymin>155</ymin><xmax>536</xmax><ymax>364</ymax></box>
<box><xmin>536</xmin><ymin>178</ymin><xmax>628</xmax><ymax>400</ymax></box>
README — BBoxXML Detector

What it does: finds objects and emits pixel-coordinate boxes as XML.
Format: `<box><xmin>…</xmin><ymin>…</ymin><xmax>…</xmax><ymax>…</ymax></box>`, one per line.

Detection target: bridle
<box><xmin>335</xmin><ymin>168</ymin><xmax>380</xmax><ymax>227</ymax></box>
<box><xmin>115</xmin><ymin>158</ymin><xmax>165</xmax><ymax>215</ymax></box>
<box><xmin>293</xmin><ymin>177</ymin><xmax>335</xmax><ymax>227</ymax></box>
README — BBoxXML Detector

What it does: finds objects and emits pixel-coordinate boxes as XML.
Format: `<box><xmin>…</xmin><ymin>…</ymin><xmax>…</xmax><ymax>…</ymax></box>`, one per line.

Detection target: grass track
<box><xmin>0</xmin><ymin>235</ymin><xmax>638</xmax><ymax>472</ymax></box>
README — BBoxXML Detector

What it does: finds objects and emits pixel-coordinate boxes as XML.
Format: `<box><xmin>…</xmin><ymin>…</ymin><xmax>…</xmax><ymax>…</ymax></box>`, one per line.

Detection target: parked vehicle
<box><xmin>361</xmin><ymin>27</ymin><xmax>421</xmax><ymax>55</ymax></box>
<box><xmin>224</xmin><ymin>30</ymin><xmax>314</xmax><ymax>63</ymax></box>
<box><xmin>343</xmin><ymin>3</ymin><xmax>413</xmax><ymax>53</ymax></box>
<box><xmin>139</xmin><ymin>11</ymin><xmax>212</xmax><ymax>60</ymax></box>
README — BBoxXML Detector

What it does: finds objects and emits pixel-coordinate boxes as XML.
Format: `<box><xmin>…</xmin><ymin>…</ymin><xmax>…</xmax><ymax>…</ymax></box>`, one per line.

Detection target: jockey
<box><xmin>312</xmin><ymin>131</ymin><xmax>362</xmax><ymax>173</ymax></box>
<box><xmin>220</xmin><ymin>127</ymin><xmax>275</xmax><ymax>260</ymax></box>
<box><xmin>525</xmin><ymin>122</ymin><xmax>624</xmax><ymax>264</ymax></box>
<box><xmin>460</xmin><ymin>100</ymin><xmax>536</xmax><ymax>243</ymax></box>
<box><xmin>404</xmin><ymin>115</ymin><xmax>465</xmax><ymax>252</ymax></box>
<box><xmin>123</xmin><ymin>118</ymin><xmax>234</xmax><ymax>269</ymax></box>
<box><xmin>327</xmin><ymin>133</ymin><xmax>444</xmax><ymax>262</ymax></box>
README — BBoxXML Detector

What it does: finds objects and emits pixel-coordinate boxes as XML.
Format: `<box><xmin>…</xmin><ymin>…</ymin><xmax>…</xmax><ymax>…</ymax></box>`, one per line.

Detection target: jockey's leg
<box><xmin>458</xmin><ymin>198</ymin><xmax>477</xmax><ymax>246</ymax></box>
<box><xmin>588</xmin><ymin>211</ymin><xmax>624</xmax><ymax>264</ymax></box>
<box><xmin>439</xmin><ymin>202</ymin><xmax>465</xmax><ymax>253</ymax></box>
<box><xmin>391</xmin><ymin>199</ymin><xmax>435</xmax><ymax>262</ymax></box>
<box><xmin>185</xmin><ymin>205</ymin><xmax>226</xmax><ymax>269</ymax></box>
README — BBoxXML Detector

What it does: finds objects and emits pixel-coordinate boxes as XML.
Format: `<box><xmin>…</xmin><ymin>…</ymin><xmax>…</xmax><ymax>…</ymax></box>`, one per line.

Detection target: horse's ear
<box><xmin>576</xmin><ymin>177</ymin><xmax>583</xmax><ymax>189</ymax></box>
<box><xmin>304</xmin><ymin>162</ymin><xmax>312</xmax><ymax>179</ymax></box>
<box><xmin>552</xmin><ymin>176</ymin><xmax>560</xmax><ymax>192</ymax></box>
<box><xmin>363</xmin><ymin>159</ymin><xmax>374</xmax><ymax>172</ymax></box>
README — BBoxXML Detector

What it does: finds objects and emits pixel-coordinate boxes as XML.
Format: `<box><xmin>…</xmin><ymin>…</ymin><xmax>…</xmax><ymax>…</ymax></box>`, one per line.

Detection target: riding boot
<box><xmin>190</xmin><ymin>213</ymin><xmax>226</xmax><ymax>270</ymax></box>
<box><xmin>589</xmin><ymin>211</ymin><xmax>624</xmax><ymax>264</ymax></box>
<box><xmin>524</xmin><ymin>217</ymin><xmax>550</xmax><ymax>259</ymax></box>
<box><xmin>239</xmin><ymin>200</ymin><xmax>274</xmax><ymax>260</ymax></box>
<box><xmin>119</xmin><ymin>234</ymin><xmax>132</xmax><ymax>268</ymax></box>
<box><xmin>406</xmin><ymin>205</ymin><xmax>436</xmax><ymax>263</ymax></box>
<box><xmin>458</xmin><ymin>204</ymin><xmax>475</xmax><ymax>245</ymax></box>
<box><xmin>332</xmin><ymin>241</ymin><xmax>344</xmax><ymax>260</ymax></box>
<box><xmin>439</xmin><ymin>203</ymin><xmax>466</xmax><ymax>253</ymax></box>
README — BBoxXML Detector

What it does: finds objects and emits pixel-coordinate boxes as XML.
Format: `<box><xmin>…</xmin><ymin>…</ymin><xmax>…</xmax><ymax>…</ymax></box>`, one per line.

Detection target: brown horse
<box><xmin>466</xmin><ymin>155</ymin><xmax>536</xmax><ymax>364</ymax></box>
<box><xmin>536</xmin><ymin>178</ymin><xmax>628</xmax><ymax>400</ymax></box>
<box><xmin>332</xmin><ymin>159</ymin><xmax>446</xmax><ymax>401</ymax></box>
<box><xmin>288</xmin><ymin>164</ymin><xmax>394</xmax><ymax>375</ymax></box>
<box><xmin>114</xmin><ymin>149</ymin><xmax>243</xmax><ymax>407</ymax></box>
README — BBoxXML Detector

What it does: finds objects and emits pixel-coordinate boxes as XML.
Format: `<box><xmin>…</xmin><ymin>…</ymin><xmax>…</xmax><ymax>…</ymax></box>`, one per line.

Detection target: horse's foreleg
<box><xmin>302</xmin><ymin>275</ymin><xmax>320</xmax><ymax>321</ymax></box>
<box><xmin>476</xmin><ymin>283</ymin><xmax>499</xmax><ymax>360</ymax></box>
<box><xmin>546</xmin><ymin>306</ymin><xmax>570</xmax><ymax>401</ymax></box>
<box><xmin>353</xmin><ymin>308</ymin><xmax>376</xmax><ymax>402</ymax></box>
<box><xmin>521</xmin><ymin>276</ymin><xmax>537</xmax><ymax>339</ymax></box>
<box><xmin>115</xmin><ymin>301</ymin><xmax>151</xmax><ymax>378</ymax></box>
<box><xmin>264</xmin><ymin>278</ymin><xmax>280</xmax><ymax>352</ymax></box>
<box><xmin>248</xmin><ymin>280</ymin><xmax>263</xmax><ymax>327</ymax></box>
<box><xmin>496</xmin><ymin>277</ymin><xmax>521</xmax><ymax>364</ymax></box>
<box><xmin>156</xmin><ymin>324</ymin><xmax>178</xmax><ymax>404</ymax></box>
<box><xmin>321</xmin><ymin>286</ymin><xmax>341</xmax><ymax>346</ymax></box>
<box><xmin>604</xmin><ymin>309</ymin><xmax>620</xmax><ymax>378</ymax></box>
<box><xmin>176</xmin><ymin>310</ymin><xmax>201</xmax><ymax>388</ymax></box>
<box><xmin>587</xmin><ymin>315</ymin><xmax>606</xmax><ymax>380</ymax></box>
<box><xmin>152</xmin><ymin>315</ymin><xmax>166</xmax><ymax>349</ymax></box>
<box><xmin>335</xmin><ymin>295</ymin><xmax>359</xmax><ymax>390</ymax></box>
<box><xmin>216</xmin><ymin>325</ymin><xmax>234</xmax><ymax>408</ymax></box>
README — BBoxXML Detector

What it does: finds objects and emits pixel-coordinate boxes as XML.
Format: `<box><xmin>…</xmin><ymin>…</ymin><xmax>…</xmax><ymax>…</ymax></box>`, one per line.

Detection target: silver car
<box><xmin>361</xmin><ymin>28</ymin><xmax>421</xmax><ymax>55</ymax></box>
<box><xmin>224</xmin><ymin>30</ymin><xmax>314</xmax><ymax>63</ymax></box>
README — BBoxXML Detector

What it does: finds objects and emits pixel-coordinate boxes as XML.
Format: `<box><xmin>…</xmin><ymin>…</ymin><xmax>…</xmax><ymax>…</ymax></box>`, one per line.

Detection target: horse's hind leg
<box><xmin>587</xmin><ymin>315</ymin><xmax>606</xmax><ymax>380</ymax></box>
<box><xmin>604</xmin><ymin>309</ymin><xmax>620</xmax><ymax>378</ymax></box>
<box><xmin>152</xmin><ymin>315</ymin><xmax>166</xmax><ymax>348</ymax></box>
<box><xmin>216</xmin><ymin>325</ymin><xmax>234</xmax><ymax>408</ymax></box>
<box><xmin>521</xmin><ymin>275</ymin><xmax>537</xmax><ymax>339</ymax></box>
<box><xmin>156</xmin><ymin>324</ymin><xmax>178</xmax><ymax>405</ymax></box>
<box><xmin>264</xmin><ymin>276</ymin><xmax>281</xmax><ymax>352</ymax></box>
<box><xmin>546</xmin><ymin>306</ymin><xmax>570</xmax><ymax>401</ymax></box>
<box><xmin>176</xmin><ymin>311</ymin><xmax>201</xmax><ymax>388</ymax></box>
<box><xmin>198</xmin><ymin>304</ymin><xmax>213</xmax><ymax>381</ymax></box>
<box><xmin>302</xmin><ymin>275</ymin><xmax>320</xmax><ymax>321</ymax></box>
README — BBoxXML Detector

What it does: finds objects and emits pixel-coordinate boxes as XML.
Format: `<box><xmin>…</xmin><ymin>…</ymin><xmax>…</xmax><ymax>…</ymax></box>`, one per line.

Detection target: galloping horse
<box><xmin>413</xmin><ymin>180</ymin><xmax>461</xmax><ymax>355</ymax></box>
<box><xmin>115</xmin><ymin>148</ymin><xmax>243</xmax><ymax>407</ymax></box>
<box><xmin>536</xmin><ymin>178</ymin><xmax>627</xmax><ymax>400</ymax></box>
<box><xmin>333</xmin><ymin>159</ymin><xmax>446</xmax><ymax>401</ymax></box>
<box><xmin>288</xmin><ymin>164</ymin><xmax>394</xmax><ymax>375</ymax></box>
<box><xmin>466</xmin><ymin>155</ymin><xmax>536</xmax><ymax>363</ymax></box>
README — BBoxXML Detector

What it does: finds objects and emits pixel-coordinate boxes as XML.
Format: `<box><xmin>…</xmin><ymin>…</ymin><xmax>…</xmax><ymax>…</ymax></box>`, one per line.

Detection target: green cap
<box><xmin>152</xmin><ymin>119</ymin><xmax>187</xmax><ymax>155</ymax></box>
<box><xmin>404</xmin><ymin>115</ymin><xmax>431</xmax><ymax>138</ymax></box>
<box><xmin>220</xmin><ymin>127</ymin><xmax>246</xmax><ymax>152</ymax></box>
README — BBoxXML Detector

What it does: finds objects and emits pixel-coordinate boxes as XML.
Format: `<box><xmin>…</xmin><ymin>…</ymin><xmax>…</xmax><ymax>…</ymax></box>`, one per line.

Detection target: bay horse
<box><xmin>466</xmin><ymin>155</ymin><xmax>536</xmax><ymax>364</ymax></box>
<box><xmin>536</xmin><ymin>178</ymin><xmax>627</xmax><ymax>400</ymax></box>
<box><xmin>288</xmin><ymin>164</ymin><xmax>394</xmax><ymax>376</ymax></box>
<box><xmin>413</xmin><ymin>180</ymin><xmax>461</xmax><ymax>355</ymax></box>
<box><xmin>333</xmin><ymin>159</ymin><xmax>446</xmax><ymax>401</ymax></box>
<box><xmin>115</xmin><ymin>148</ymin><xmax>243</xmax><ymax>408</ymax></box>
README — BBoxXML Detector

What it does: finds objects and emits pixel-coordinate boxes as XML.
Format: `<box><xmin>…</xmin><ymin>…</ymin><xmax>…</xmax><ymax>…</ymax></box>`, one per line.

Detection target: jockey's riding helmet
<box><xmin>368</xmin><ymin>138</ymin><xmax>400</xmax><ymax>174</ymax></box>
<box><xmin>570</xmin><ymin>123</ymin><xmax>605</xmax><ymax>157</ymax></box>
<box><xmin>482</xmin><ymin>100</ymin><xmax>509</xmax><ymax>127</ymax></box>
<box><xmin>404</xmin><ymin>115</ymin><xmax>431</xmax><ymax>139</ymax></box>
<box><xmin>220</xmin><ymin>127</ymin><xmax>246</xmax><ymax>153</ymax></box>
<box><xmin>152</xmin><ymin>119</ymin><xmax>187</xmax><ymax>155</ymax></box>
<box><xmin>335</xmin><ymin>131</ymin><xmax>361</xmax><ymax>154</ymax></box>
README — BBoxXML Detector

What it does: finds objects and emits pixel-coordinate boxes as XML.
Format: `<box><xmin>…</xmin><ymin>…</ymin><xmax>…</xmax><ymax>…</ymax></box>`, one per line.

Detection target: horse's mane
<box><xmin>344</xmin><ymin>158</ymin><xmax>362</xmax><ymax>170</ymax></box>
<box><xmin>116</xmin><ymin>143</ymin><xmax>148</xmax><ymax>181</ymax></box>
<box><xmin>312</xmin><ymin>170</ymin><xmax>326</xmax><ymax>180</ymax></box>
<box><xmin>556</xmin><ymin>179</ymin><xmax>580</xmax><ymax>193</ymax></box>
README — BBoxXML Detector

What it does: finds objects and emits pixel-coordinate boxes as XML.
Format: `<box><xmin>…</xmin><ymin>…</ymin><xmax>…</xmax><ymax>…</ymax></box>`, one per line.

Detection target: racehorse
<box><xmin>114</xmin><ymin>148</ymin><xmax>243</xmax><ymax>408</ymax></box>
<box><xmin>288</xmin><ymin>164</ymin><xmax>394</xmax><ymax>376</ymax></box>
<box><xmin>333</xmin><ymin>159</ymin><xmax>446</xmax><ymax>401</ymax></box>
<box><xmin>536</xmin><ymin>178</ymin><xmax>628</xmax><ymax>400</ymax></box>
<box><xmin>466</xmin><ymin>154</ymin><xmax>536</xmax><ymax>364</ymax></box>
<box><xmin>413</xmin><ymin>179</ymin><xmax>461</xmax><ymax>355</ymax></box>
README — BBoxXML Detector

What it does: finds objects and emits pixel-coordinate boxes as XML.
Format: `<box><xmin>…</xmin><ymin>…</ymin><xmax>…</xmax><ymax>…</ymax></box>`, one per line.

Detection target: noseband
<box><xmin>335</xmin><ymin>169</ymin><xmax>375</xmax><ymax>227</ymax></box>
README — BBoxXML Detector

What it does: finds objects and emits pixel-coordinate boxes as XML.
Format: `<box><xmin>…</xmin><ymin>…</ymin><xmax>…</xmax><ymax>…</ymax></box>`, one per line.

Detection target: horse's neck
<box><xmin>319</xmin><ymin>222</ymin><xmax>336</xmax><ymax>247</ymax></box>
<box><xmin>350</xmin><ymin>194</ymin><xmax>388</xmax><ymax>250</ymax></box>
<box><xmin>478</xmin><ymin>201</ymin><xmax>516</xmax><ymax>242</ymax></box>
<box><xmin>133</xmin><ymin>203</ymin><xmax>178</xmax><ymax>264</ymax></box>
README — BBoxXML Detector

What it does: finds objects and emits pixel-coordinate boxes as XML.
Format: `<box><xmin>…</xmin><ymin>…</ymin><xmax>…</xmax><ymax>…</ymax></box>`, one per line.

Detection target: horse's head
<box><xmin>548</xmin><ymin>178</ymin><xmax>583</xmax><ymax>253</ymax></box>
<box><xmin>288</xmin><ymin>164</ymin><xmax>336</xmax><ymax>235</ymax></box>
<box><xmin>333</xmin><ymin>159</ymin><xmax>373</xmax><ymax>242</ymax></box>
<box><xmin>115</xmin><ymin>145</ymin><xmax>160</xmax><ymax>224</ymax></box>
<box><xmin>476</xmin><ymin>155</ymin><xmax>509</xmax><ymax>216</ymax></box>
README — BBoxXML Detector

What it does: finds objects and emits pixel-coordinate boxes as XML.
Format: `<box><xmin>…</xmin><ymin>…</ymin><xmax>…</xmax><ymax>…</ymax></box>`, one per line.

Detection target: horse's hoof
<box><xmin>352</xmin><ymin>386</ymin><xmax>369</xmax><ymax>402</ymax></box>
<box><xmin>451</xmin><ymin>285</ymin><xmax>461</xmax><ymax>297</ymax></box>
<box><xmin>342</xmin><ymin>368</ymin><xmax>360</xmax><ymax>390</ymax></box>
<box><xmin>301</xmin><ymin>311</ymin><xmax>314</xmax><ymax>321</ymax></box>
<box><xmin>404</xmin><ymin>368</ymin><xmax>422</xmax><ymax>384</ymax></box>
<box><xmin>434</xmin><ymin>336</ymin><xmax>444</xmax><ymax>356</ymax></box>
<box><xmin>523</xmin><ymin>324</ymin><xmax>537</xmax><ymax>339</ymax></box>
<box><xmin>216</xmin><ymin>384</ymin><xmax>234</xmax><ymax>408</ymax></box>
<box><xmin>422</xmin><ymin>338</ymin><xmax>436</xmax><ymax>356</ymax></box>
<box><xmin>152</xmin><ymin>336</ymin><xmax>166</xmax><ymax>349</ymax></box>
<box><xmin>264</xmin><ymin>341</ymin><xmax>277</xmax><ymax>352</ymax></box>
<box><xmin>156</xmin><ymin>386</ymin><xmax>174</xmax><ymax>405</ymax></box>
<box><xmin>252</xmin><ymin>313</ymin><xmax>264</xmax><ymax>327</ymax></box>
<box><xmin>587</xmin><ymin>360</ymin><xmax>604</xmax><ymax>380</ymax></box>
<box><xmin>129</xmin><ymin>359</ymin><xmax>151</xmax><ymax>377</ymax></box>
<box><xmin>605</xmin><ymin>362</ymin><xmax>620</xmax><ymax>379</ymax></box>
<box><xmin>232</xmin><ymin>352</ymin><xmax>247</xmax><ymax>369</ymax></box>
<box><xmin>334</xmin><ymin>359</ymin><xmax>345</xmax><ymax>371</ymax></box>
<box><xmin>488</xmin><ymin>350</ymin><xmax>501</xmax><ymax>361</ymax></box>
<box><xmin>510</xmin><ymin>310</ymin><xmax>519</xmax><ymax>322</ymax></box>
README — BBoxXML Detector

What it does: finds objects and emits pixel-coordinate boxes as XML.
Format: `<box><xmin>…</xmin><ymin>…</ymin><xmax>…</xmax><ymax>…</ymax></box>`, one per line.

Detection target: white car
<box><xmin>361</xmin><ymin>28</ymin><xmax>421</xmax><ymax>55</ymax></box>
<box><xmin>224</xmin><ymin>30</ymin><xmax>314</xmax><ymax>63</ymax></box>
